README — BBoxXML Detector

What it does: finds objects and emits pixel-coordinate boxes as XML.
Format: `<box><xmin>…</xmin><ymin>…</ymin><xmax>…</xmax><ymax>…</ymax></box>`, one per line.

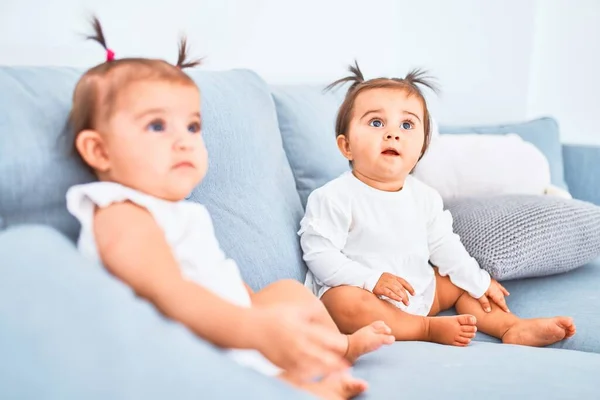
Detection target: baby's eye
<box><xmin>188</xmin><ymin>121</ymin><xmax>201</xmax><ymax>134</ymax></box>
<box><xmin>401</xmin><ymin>121</ymin><xmax>414</xmax><ymax>130</ymax></box>
<box><xmin>369</xmin><ymin>119</ymin><xmax>384</xmax><ymax>128</ymax></box>
<box><xmin>147</xmin><ymin>119</ymin><xmax>165</xmax><ymax>132</ymax></box>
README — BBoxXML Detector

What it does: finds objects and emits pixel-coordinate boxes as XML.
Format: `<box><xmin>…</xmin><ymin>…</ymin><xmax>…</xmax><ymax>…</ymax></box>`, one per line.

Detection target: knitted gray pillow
<box><xmin>444</xmin><ymin>195</ymin><xmax>600</xmax><ymax>280</ymax></box>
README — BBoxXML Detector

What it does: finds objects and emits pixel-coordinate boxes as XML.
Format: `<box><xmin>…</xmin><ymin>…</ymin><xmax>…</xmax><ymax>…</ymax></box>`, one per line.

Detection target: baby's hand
<box><xmin>478</xmin><ymin>279</ymin><xmax>510</xmax><ymax>313</ymax></box>
<box><xmin>251</xmin><ymin>303</ymin><xmax>349</xmax><ymax>381</ymax></box>
<box><xmin>373</xmin><ymin>273</ymin><xmax>415</xmax><ymax>306</ymax></box>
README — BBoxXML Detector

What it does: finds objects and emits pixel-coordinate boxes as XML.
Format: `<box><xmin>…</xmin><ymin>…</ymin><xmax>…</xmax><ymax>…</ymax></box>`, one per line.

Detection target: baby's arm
<box><xmin>94</xmin><ymin>201</ymin><xmax>348</xmax><ymax>378</ymax></box>
<box><xmin>300</xmin><ymin>193</ymin><xmax>382</xmax><ymax>291</ymax></box>
<box><xmin>425</xmin><ymin>190</ymin><xmax>491</xmax><ymax>299</ymax></box>
<box><xmin>94</xmin><ymin>201</ymin><xmax>262</xmax><ymax>349</ymax></box>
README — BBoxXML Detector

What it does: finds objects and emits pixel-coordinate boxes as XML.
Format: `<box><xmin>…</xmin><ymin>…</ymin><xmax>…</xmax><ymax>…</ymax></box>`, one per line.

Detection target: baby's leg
<box><xmin>251</xmin><ymin>279</ymin><xmax>394</xmax><ymax>363</ymax></box>
<box><xmin>321</xmin><ymin>286</ymin><xmax>477</xmax><ymax>346</ymax></box>
<box><xmin>434</xmin><ymin>273</ymin><xmax>577</xmax><ymax>346</ymax></box>
<box><xmin>280</xmin><ymin>371</ymin><xmax>367</xmax><ymax>400</ymax></box>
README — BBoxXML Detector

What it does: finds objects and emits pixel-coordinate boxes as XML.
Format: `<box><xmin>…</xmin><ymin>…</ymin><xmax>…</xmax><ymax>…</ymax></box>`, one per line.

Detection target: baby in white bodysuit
<box><xmin>299</xmin><ymin>63</ymin><xmax>576</xmax><ymax>348</ymax></box>
<box><xmin>63</xmin><ymin>17</ymin><xmax>397</xmax><ymax>400</ymax></box>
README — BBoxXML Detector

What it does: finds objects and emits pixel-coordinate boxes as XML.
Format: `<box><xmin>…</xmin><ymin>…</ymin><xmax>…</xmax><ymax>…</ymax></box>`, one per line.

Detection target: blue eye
<box><xmin>147</xmin><ymin>120</ymin><xmax>165</xmax><ymax>132</ymax></box>
<box><xmin>369</xmin><ymin>119</ymin><xmax>384</xmax><ymax>128</ymax></box>
<box><xmin>401</xmin><ymin>121</ymin><xmax>414</xmax><ymax>130</ymax></box>
<box><xmin>188</xmin><ymin>122</ymin><xmax>201</xmax><ymax>134</ymax></box>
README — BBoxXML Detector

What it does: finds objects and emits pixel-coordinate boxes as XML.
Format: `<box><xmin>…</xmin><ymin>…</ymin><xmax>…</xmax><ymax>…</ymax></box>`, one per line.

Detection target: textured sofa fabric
<box><xmin>563</xmin><ymin>144</ymin><xmax>600</xmax><ymax>206</ymax></box>
<box><xmin>3</xmin><ymin>225</ymin><xmax>599</xmax><ymax>400</ymax></box>
<box><xmin>352</xmin><ymin>341</ymin><xmax>600</xmax><ymax>399</ymax></box>
<box><xmin>185</xmin><ymin>70</ymin><xmax>307</xmax><ymax>290</ymax></box>
<box><xmin>0</xmin><ymin>225</ymin><xmax>310</xmax><ymax>400</ymax></box>
<box><xmin>438</xmin><ymin>259</ymin><xmax>600</xmax><ymax>353</ymax></box>
<box><xmin>0</xmin><ymin>67</ymin><xmax>308</xmax><ymax>291</ymax></box>
<box><xmin>0</xmin><ymin>67</ymin><xmax>94</xmax><ymax>240</ymax></box>
<box><xmin>440</xmin><ymin>117</ymin><xmax>568</xmax><ymax>190</ymax></box>
<box><xmin>444</xmin><ymin>195</ymin><xmax>600</xmax><ymax>280</ymax></box>
<box><xmin>271</xmin><ymin>85</ymin><xmax>349</xmax><ymax>208</ymax></box>
<box><xmin>2</xmin><ymin>67</ymin><xmax>600</xmax><ymax>399</ymax></box>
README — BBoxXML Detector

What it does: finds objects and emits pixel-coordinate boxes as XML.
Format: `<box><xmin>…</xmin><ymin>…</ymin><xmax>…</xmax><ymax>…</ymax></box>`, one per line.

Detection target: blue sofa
<box><xmin>1</xmin><ymin>67</ymin><xmax>599</xmax><ymax>399</ymax></box>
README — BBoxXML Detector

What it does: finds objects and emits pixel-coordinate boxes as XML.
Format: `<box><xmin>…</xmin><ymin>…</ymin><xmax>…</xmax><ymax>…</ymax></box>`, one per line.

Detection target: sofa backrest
<box><xmin>0</xmin><ymin>67</ymin><xmax>307</xmax><ymax>290</ymax></box>
<box><xmin>269</xmin><ymin>85</ymin><xmax>569</xmax><ymax>200</ymax></box>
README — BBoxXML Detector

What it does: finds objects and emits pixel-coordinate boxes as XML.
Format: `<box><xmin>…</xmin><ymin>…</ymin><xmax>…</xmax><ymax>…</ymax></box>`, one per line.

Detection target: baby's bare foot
<box><xmin>502</xmin><ymin>317</ymin><xmax>576</xmax><ymax>347</ymax></box>
<box><xmin>299</xmin><ymin>373</ymin><xmax>368</xmax><ymax>400</ymax></box>
<box><xmin>345</xmin><ymin>320</ymin><xmax>395</xmax><ymax>363</ymax></box>
<box><xmin>427</xmin><ymin>315</ymin><xmax>477</xmax><ymax>346</ymax></box>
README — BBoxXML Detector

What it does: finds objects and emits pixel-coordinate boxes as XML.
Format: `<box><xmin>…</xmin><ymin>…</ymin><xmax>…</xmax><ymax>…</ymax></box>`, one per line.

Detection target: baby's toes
<box><xmin>460</xmin><ymin>332</ymin><xmax>477</xmax><ymax>339</ymax></box>
<box><xmin>460</xmin><ymin>325</ymin><xmax>477</xmax><ymax>334</ymax></box>
<box><xmin>341</xmin><ymin>375</ymin><xmax>368</xmax><ymax>398</ymax></box>
<box><xmin>457</xmin><ymin>314</ymin><xmax>477</xmax><ymax>327</ymax></box>
<box><xmin>370</xmin><ymin>320</ymin><xmax>391</xmax><ymax>334</ymax></box>
<box><xmin>453</xmin><ymin>336</ymin><xmax>472</xmax><ymax>346</ymax></box>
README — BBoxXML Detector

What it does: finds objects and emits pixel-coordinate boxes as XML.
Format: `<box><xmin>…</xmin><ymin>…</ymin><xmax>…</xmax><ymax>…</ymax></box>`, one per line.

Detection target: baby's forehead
<box><xmin>115</xmin><ymin>80</ymin><xmax>201</xmax><ymax>110</ymax></box>
<box><xmin>353</xmin><ymin>87</ymin><xmax>424</xmax><ymax>115</ymax></box>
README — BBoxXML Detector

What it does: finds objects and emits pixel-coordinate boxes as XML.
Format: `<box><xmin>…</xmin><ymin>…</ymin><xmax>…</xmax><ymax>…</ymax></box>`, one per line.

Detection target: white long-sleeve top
<box><xmin>299</xmin><ymin>172</ymin><xmax>490</xmax><ymax>315</ymax></box>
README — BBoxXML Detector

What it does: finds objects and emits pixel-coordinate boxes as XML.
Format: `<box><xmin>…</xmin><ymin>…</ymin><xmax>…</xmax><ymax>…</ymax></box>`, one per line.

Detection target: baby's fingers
<box><xmin>300</xmin><ymin>343</ymin><xmax>348</xmax><ymax>380</ymax></box>
<box><xmin>491</xmin><ymin>294</ymin><xmax>510</xmax><ymax>313</ymax></box>
<box><xmin>478</xmin><ymin>294</ymin><xmax>492</xmax><ymax>313</ymax></box>
<box><xmin>499</xmin><ymin>284</ymin><xmax>510</xmax><ymax>297</ymax></box>
<box><xmin>384</xmin><ymin>287</ymin><xmax>405</xmax><ymax>303</ymax></box>
<box><xmin>390</xmin><ymin>284</ymin><xmax>410</xmax><ymax>306</ymax></box>
<box><xmin>396</xmin><ymin>277</ymin><xmax>415</xmax><ymax>296</ymax></box>
<box><xmin>307</xmin><ymin>325</ymin><xmax>348</xmax><ymax>355</ymax></box>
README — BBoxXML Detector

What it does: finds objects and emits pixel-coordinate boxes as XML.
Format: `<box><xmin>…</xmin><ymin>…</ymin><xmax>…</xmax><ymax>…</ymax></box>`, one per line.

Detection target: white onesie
<box><xmin>299</xmin><ymin>172</ymin><xmax>491</xmax><ymax>316</ymax></box>
<box><xmin>66</xmin><ymin>181</ymin><xmax>280</xmax><ymax>376</ymax></box>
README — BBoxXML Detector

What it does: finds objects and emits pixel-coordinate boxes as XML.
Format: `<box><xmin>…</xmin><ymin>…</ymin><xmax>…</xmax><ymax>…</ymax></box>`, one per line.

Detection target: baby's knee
<box><xmin>273</xmin><ymin>279</ymin><xmax>317</xmax><ymax>301</ymax></box>
<box><xmin>326</xmin><ymin>287</ymin><xmax>378</xmax><ymax>319</ymax></box>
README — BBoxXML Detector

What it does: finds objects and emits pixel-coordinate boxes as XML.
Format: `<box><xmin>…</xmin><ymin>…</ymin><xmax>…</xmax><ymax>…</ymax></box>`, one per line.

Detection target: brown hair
<box><xmin>68</xmin><ymin>16</ymin><xmax>202</xmax><ymax>164</ymax></box>
<box><xmin>325</xmin><ymin>60</ymin><xmax>438</xmax><ymax>162</ymax></box>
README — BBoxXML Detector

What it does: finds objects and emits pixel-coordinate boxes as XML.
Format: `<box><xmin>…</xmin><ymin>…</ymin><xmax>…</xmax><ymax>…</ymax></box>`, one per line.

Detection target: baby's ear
<box><xmin>336</xmin><ymin>134</ymin><xmax>353</xmax><ymax>161</ymax></box>
<box><xmin>75</xmin><ymin>130</ymin><xmax>110</xmax><ymax>172</ymax></box>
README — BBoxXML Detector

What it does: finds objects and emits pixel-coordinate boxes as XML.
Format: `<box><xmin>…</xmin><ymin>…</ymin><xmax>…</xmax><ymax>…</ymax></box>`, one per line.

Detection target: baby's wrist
<box><xmin>238</xmin><ymin>307</ymin><xmax>264</xmax><ymax>350</ymax></box>
<box><xmin>364</xmin><ymin>273</ymin><xmax>384</xmax><ymax>292</ymax></box>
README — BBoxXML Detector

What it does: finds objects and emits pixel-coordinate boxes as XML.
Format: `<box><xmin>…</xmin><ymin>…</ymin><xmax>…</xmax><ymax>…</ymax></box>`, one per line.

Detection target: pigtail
<box><xmin>176</xmin><ymin>37</ymin><xmax>202</xmax><ymax>69</ymax></box>
<box><xmin>402</xmin><ymin>68</ymin><xmax>440</xmax><ymax>94</ymax></box>
<box><xmin>85</xmin><ymin>16</ymin><xmax>115</xmax><ymax>62</ymax></box>
<box><xmin>324</xmin><ymin>59</ymin><xmax>365</xmax><ymax>93</ymax></box>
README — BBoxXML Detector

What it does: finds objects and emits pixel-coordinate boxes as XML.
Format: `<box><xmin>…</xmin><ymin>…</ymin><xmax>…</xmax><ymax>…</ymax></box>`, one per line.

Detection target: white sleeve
<box><xmin>66</xmin><ymin>182</ymin><xmax>166</xmax><ymax>232</ymax></box>
<box><xmin>425</xmin><ymin>188</ymin><xmax>491</xmax><ymax>298</ymax></box>
<box><xmin>298</xmin><ymin>191</ymin><xmax>382</xmax><ymax>292</ymax></box>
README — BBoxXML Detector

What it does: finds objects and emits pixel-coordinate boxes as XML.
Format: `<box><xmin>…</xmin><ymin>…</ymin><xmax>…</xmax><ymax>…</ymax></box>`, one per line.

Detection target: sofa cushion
<box><xmin>440</xmin><ymin>117</ymin><xmax>568</xmax><ymax>190</ymax></box>
<box><xmin>413</xmin><ymin>133</ymin><xmax>552</xmax><ymax>200</ymax></box>
<box><xmin>439</xmin><ymin>259</ymin><xmax>600</xmax><ymax>354</ymax></box>
<box><xmin>0</xmin><ymin>67</ymin><xmax>306</xmax><ymax>290</ymax></box>
<box><xmin>186</xmin><ymin>70</ymin><xmax>306</xmax><ymax>289</ymax></box>
<box><xmin>353</xmin><ymin>341</ymin><xmax>600</xmax><ymax>399</ymax></box>
<box><xmin>271</xmin><ymin>85</ymin><xmax>349</xmax><ymax>207</ymax></box>
<box><xmin>0</xmin><ymin>67</ymin><xmax>95</xmax><ymax>239</ymax></box>
<box><xmin>0</xmin><ymin>225</ymin><xmax>310</xmax><ymax>400</ymax></box>
<box><xmin>444</xmin><ymin>195</ymin><xmax>600</xmax><ymax>280</ymax></box>
<box><xmin>563</xmin><ymin>144</ymin><xmax>600</xmax><ymax>206</ymax></box>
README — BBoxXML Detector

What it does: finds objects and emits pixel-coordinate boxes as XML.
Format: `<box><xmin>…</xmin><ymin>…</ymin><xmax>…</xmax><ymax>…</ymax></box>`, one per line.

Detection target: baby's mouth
<box><xmin>381</xmin><ymin>148</ymin><xmax>400</xmax><ymax>156</ymax></box>
<box><xmin>172</xmin><ymin>161</ymin><xmax>196</xmax><ymax>169</ymax></box>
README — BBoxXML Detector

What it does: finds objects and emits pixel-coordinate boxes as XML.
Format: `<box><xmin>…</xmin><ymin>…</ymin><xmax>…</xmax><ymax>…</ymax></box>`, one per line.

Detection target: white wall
<box><xmin>527</xmin><ymin>0</ymin><xmax>600</xmax><ymax>145</ymax></box>
<box><xmin>1</xmin><ymin>0</ymin><xmax>597</xmax><ymax>144</ymax></box>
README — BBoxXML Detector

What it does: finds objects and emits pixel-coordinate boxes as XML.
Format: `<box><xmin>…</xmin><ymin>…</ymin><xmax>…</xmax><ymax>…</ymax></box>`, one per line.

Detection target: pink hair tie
<box><xmin>106</xmin><ymin>49</ymin><xmax>115</xmax><ymax>62</ymax></box>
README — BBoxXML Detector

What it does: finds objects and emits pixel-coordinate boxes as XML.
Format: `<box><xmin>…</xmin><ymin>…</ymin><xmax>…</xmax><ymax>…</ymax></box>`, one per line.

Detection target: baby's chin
<box><xmin>148</xmin><ymin>181</ymin><xmax>202</xmax><ymax>202</ymax></box>
<box><xmin>369</xmin><ymin>164</ymin><xmax>411</xmax><ymax>181</ymax></box>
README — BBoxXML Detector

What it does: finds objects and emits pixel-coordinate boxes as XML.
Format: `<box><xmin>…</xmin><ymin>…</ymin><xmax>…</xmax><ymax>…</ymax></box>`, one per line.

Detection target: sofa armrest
<box><xmin>563</xmin><ymin>144</ymin><xmax>600</xmax><ymax>206</ymax></box>
<box><xmin>0</xmin><ymin>225</ymin><xmax>310</xmax><ymax>400</ymax></box>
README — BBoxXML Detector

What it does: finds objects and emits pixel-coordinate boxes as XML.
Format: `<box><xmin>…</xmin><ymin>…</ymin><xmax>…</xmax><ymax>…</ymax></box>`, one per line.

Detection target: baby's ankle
<box><xmin>422</xmin><ymin>317</ymin><xmax>432</xmax><ymax>342</ymax></box>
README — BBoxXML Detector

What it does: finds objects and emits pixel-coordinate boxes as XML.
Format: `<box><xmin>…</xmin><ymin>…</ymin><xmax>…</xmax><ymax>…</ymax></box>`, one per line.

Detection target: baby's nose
<box><xmin>175</xmin><ymin>135</ymin><xmax>195</xmax><ymax>150</ymax></box>
<box><xmin>386</xmin><ymin>133</ymin><xmax>400</xmax><ymax>140</ymax></box>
